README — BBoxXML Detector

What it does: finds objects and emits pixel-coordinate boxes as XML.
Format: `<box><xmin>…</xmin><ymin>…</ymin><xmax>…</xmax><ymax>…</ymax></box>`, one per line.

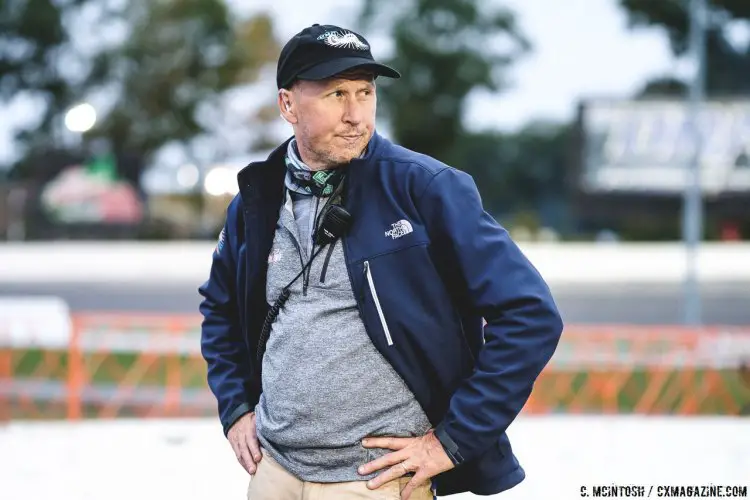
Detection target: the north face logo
<box><xmin>385</xmin><ymin>219</ymin><xmax>413</xmax><ymax>239</ymax></box>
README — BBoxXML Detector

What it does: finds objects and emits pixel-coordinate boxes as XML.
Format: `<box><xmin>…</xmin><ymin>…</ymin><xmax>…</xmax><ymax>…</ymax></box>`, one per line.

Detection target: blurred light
<box><xmin>537</xmin><ymin>227</ymin><xmax>560</xmax><ymax>242</ymax></box>
<box><xmin>725</xmin><ymin>19</ymin><xmax>750</xmax><ymax>53</ymax></box>
<box><xmin>64</xmin><ymin>103</ymin><xmax>97</xmax><ymax>133</ymax></box>
<box><xmin>176</xmin><ymin>164</ymin><xmax>200</xmax><ymax>189</ymax></box>
<box><xmin>204</xmin><ymin>167</ymin><xmax>237</xmax><ymax>196</ymax></box>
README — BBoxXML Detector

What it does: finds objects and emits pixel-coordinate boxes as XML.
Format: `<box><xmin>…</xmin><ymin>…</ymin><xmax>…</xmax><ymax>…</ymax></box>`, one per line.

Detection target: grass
<box><xmin>10</xmin><ymin>348</ymin><xmax>208</xmax><ymax>389</ymax></box>
<box><xmin>531</xmin><ymin>368</ymin><xmax>749</xmax><ymax>415</ymax></box>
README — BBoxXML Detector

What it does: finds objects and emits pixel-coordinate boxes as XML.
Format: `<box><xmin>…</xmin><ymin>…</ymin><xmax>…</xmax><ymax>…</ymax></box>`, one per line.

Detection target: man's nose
<box><xmin>343</xmin><ymin>99</ymin><xmax>364</xmax><ymax>124</ymax></box>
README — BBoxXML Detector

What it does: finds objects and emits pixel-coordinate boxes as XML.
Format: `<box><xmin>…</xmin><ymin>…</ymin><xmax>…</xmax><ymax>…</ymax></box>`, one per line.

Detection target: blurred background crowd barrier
<box><xmin>3</xmin><ymin>311</ymin><xmax>749</xmax><ymax>422</ymax></box>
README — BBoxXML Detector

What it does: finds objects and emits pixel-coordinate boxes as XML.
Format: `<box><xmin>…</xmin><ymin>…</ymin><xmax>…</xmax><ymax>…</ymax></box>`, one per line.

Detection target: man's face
<box><xmin>280</xmin><ymin>69</ymin><xmax>377</xmax><ymax>169</ymax></box>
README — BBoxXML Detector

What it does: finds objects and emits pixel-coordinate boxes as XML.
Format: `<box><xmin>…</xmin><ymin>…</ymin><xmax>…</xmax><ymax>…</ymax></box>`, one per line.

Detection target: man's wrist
<box><xmin>223</xmin><ymin>403</ymin><xmax>252</xmax><ymax>436</ymax></box>
<box><xmin>433</xmin><ymin>423</ymin><xmax>464</xmax><ymax>466</ymax></box>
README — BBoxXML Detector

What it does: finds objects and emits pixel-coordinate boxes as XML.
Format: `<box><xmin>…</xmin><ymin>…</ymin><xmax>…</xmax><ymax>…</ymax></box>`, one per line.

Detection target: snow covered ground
<box><xmin>1</xmin><ymin>416</ymin><xmax>748</xmax><ymax>500</ymax></box>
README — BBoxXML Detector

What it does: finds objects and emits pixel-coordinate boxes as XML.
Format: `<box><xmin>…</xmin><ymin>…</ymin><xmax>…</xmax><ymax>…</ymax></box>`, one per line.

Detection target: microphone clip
<box><xmin>314</xmin><ymin>204</ymin><xmax>353</xmax><ymax>246</ymax></box>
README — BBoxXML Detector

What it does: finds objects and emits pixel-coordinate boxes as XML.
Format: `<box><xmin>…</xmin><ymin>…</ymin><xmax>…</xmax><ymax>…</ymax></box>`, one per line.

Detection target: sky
<box><xmin>0</xmin><ymin>0</ymin><xmax>679</xmax><ymax>170</ymax></box>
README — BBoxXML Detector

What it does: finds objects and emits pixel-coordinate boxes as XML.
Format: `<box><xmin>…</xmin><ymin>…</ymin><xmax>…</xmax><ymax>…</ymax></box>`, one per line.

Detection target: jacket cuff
<box><xmin>223</xmin><ymin>402</ymin><xmax>252</xmax><ymax>437</ymax></box>
<box><xmin>434</xmin><ymin>422</ymin><xmax>465</xmax><ymax>466</ymax></box>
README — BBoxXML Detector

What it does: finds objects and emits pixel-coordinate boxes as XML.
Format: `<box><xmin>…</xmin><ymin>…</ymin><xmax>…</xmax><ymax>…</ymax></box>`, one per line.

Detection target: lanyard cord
<box><xmin>303</xmin><ymin>195</ymin><xmax>322</xmax><ymax>295</ymax></box>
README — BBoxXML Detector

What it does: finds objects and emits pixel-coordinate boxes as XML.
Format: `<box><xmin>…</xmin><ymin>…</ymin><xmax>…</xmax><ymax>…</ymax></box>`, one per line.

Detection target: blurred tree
<box><xmin>357</xmin><ymin>0</ymin><xmax>572</xmax><ymax>232</ymax></box>
<box><xmin>358</xmin><ymin>0</ymin><xmax>530</xmax><ymax>163</ymax></box>
<box><xmin>0</xmin><ymin>0</ymin><xmax>87</xmax><ymax>154</ymax></box>
<box><xmin>455</xmin><ymin>122</ymin><xmax>573</xmax><ymax>228</ymax></box>
<box><xmin>619</xmin><ymin>0</ymin><xmax>750</xmax><ymax>97</ymax></box>
<box><xmin>4</xmin><ymin>0</ymin><xmax>280</xmax><ymax>180</ymax></box>
<box><xmin>86</xmin><ymin>1</ymin><xmax>280</xmax><ymax>160</ymax></box>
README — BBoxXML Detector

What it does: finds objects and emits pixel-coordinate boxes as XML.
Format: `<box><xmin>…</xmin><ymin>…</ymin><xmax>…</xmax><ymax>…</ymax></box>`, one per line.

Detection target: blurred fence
<box><xmin>2</xmin><ymin>313</ymin><xmax>750</xmax><ymax>421</ymax></box>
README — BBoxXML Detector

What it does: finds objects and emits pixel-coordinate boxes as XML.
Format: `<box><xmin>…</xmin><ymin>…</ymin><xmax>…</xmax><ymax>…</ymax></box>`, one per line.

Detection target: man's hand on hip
<box><xmin>358</xmin><ymin>429</ymin><xmax>454</xmax><ymax>500</ymax></box>
<box><xmin>227</xmin><ymin>412</ymin><xmax>262</xmax><ymax>475</ymax></box>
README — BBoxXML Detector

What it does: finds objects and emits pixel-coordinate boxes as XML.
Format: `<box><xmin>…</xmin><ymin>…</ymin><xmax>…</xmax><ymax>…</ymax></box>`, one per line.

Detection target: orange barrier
<box><xmin>3</xmin><ymin>314</ymin><xmax>750</xmax><ymax>421</ymax></box>
<box><xmin>526</xmin><ymin>325</ymin><xmax>750</xmax><ymax>415</ymax></box>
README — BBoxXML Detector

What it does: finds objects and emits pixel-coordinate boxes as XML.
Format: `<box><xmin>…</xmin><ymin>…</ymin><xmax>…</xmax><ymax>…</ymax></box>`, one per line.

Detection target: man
<box><xmin>199</xmin><ymin>23</ymin><xmax>564</xmax><ymax>499</ymax></box>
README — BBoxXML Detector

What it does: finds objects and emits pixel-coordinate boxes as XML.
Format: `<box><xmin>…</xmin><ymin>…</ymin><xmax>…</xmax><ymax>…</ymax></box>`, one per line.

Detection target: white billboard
<box><xmin>580</xmin><ymin>99</ymin><xmax>750</xmax><ymax>194</ymax></box>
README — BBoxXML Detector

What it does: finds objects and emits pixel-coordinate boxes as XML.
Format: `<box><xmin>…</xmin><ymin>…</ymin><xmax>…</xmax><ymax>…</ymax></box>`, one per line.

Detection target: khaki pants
<box><xmin>247</xmin><ymin>451</ymin><xmax>436</xmax><ymax>500</ymax></box>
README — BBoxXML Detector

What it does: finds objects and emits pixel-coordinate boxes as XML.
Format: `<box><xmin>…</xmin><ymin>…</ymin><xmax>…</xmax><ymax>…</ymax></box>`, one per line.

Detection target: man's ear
<box><xmin>278</xmin><ymin>90</ymin><xmax>296</xmax><ymax>124</ymax></box>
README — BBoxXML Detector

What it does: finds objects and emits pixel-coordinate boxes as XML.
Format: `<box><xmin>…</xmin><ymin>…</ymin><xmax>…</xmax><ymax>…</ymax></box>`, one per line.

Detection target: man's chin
<box><xmin>330</xmin><ymin>147</ymin><xmax>366</xmax><ymax>166</ymax></box>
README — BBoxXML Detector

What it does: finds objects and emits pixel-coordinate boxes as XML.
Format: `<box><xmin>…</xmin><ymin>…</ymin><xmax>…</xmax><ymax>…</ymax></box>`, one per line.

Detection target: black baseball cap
<box><xmin>276</xmin><ymin>24</ymin><xmax>401</xmax><ymax>89</ymax></box>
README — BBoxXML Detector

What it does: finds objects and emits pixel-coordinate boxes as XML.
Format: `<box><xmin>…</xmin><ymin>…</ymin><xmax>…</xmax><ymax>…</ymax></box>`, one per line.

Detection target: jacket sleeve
<box><xmin>417</xmin><ymin>167</ymin><xmax>564</xmax><ymax>465</ymax></box>
<box><xmin>198</xmin><ymin>195</ymin><xmax>255</xmax><ymax>436</ymax></box>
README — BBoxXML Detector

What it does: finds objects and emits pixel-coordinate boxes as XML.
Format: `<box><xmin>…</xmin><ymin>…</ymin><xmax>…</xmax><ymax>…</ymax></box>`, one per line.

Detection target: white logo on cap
<box><xmin>317</xmin><ymin>30</ymin><xmax>369</xmax><ymax>51</ymax></box>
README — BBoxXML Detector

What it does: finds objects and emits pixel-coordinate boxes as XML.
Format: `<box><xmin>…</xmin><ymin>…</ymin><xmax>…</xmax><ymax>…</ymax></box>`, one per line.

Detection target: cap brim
<box><xmin>296</xmin><ymin>57</ymin><xmax>401</xmax><ymax>82</ymax></box>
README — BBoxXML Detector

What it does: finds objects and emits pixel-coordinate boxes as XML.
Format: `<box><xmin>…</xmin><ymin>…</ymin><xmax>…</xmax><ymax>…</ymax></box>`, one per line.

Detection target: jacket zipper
<box><xmin>338</xmin><ymin>176</ymin><xmax>392</xmax><ymax>348</ymax></box>
<box><xmin>363</xmin><ymin>260</ymin><xmax>393</xmax><ymax>346</ymax></box>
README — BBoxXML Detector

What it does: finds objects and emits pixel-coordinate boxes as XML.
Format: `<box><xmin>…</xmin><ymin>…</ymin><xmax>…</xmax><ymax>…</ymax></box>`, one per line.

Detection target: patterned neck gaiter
<box><xmin>284</xmin><ymin>138</ymin><xmax>345</xmax><ymax>197</ymax></box>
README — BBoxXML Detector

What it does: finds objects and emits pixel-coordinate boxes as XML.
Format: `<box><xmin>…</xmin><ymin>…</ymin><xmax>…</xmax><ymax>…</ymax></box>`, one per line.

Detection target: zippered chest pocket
<box><xmin>363</xmin><ymin>260</ymin><xmax>393</xmax><ymax>346</ymax></box>
<box><xmin>356</xmin><ymin>243</ymin><xmax>470</xmax><ymax>380</ymax></box>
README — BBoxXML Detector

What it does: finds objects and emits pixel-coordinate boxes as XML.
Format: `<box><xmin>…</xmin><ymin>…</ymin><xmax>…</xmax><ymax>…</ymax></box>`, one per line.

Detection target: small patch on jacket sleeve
<box><xmin>215</xmin><ymin>227</ymin><xmax>226</xmax><ymax>255</ymax></box>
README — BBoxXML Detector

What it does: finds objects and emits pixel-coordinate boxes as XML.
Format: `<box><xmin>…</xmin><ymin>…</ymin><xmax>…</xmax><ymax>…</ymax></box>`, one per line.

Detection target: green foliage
<box><xmin>0</xmin><ymin>0</ymin><xmax>87</xmax><ymax>152</ymax></box>
<box><xmin>3</xmin><ymin>0</ymin><xmax>281</xmax><ymax>177</ymax></box>
<box><xmin>620</xmin><ymin>0</ymin><xmax>750</xmax><ymax>97</ymax></box>
<box><xmin>357</xmin><ymin>0</ymin><xmax>570</xmax><ymax>229</ymax></box>
<box><xmin>358</xmin><ymin>0</ymin><xmax>530</xmax><ymax>162</ymax></box>
<box><xmin>452</xmin><ymin>122</ymin><xmax>572</xmax><ymax>225</ymax></box>
<box><xmin>86</xmin><ymin>1</ymin><xmax>280</xmax><ymax>157</ymax></box>
<box><xmin>620</xmin><ymin>0</ymin><xmax>750</xmax><ymax>53</ymax></box>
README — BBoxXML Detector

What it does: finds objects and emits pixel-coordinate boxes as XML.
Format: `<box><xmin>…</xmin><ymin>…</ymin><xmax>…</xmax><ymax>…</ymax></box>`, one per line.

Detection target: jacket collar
<box><xmin>236</xmin><ymin>137</ymin><xmax>291</xmax><ymax>189</ymax></box>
